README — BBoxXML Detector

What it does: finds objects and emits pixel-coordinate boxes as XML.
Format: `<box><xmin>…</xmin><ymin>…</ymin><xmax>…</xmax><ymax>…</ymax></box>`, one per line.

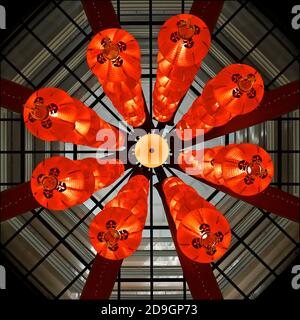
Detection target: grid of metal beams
<box><xmin>0</xmin><ymin>0</ymin><xmax>299</xmax><ymax>299</ymax></box>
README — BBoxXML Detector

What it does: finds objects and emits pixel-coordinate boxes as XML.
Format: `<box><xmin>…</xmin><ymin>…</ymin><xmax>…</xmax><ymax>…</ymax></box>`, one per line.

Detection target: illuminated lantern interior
<box><xmin>178</xmin><ymin>146</ymin><xmax>225</xmax><ymax>184</ymax></box>
<box><xmin>89</xmin><ymin>207</ymin><xmax>143</xmax><ymax>260</ymax></box>
<box><xmin>23</xmin><ymin>88</ymin><xmax>77</xmax><ymax>142</ymax></box>
<box><xmin>177</xmin><ymin>207</ymin><xmax>231</xmax><ymax>263</ymax></box>
<box><xmin>86</xmin><ymin>28</ymin><xmax>146</xmax><ymax>127</ymax></box>
<box><xmin>153</xmin><ymin>14</ymin><xmax>211</xmax><ymax>122</ymax></box>
<box><xmin>79</xmin><ymin>158</ymin><xmax>125</xmax><ymax>192</ymax></box>
<box><xmin>214</xmin><ymin>143</ymin><xmax>274</xmax><ymax>196</ymax></box>
<box><xmin>105</xmin><ymin>175</ymin><xmax>149</xmax><ymax>224</ymax></box>
<box><xmin>31</xmin><ymin>156</ymin><xmax>95</xmax><ymax>210</ymax></box>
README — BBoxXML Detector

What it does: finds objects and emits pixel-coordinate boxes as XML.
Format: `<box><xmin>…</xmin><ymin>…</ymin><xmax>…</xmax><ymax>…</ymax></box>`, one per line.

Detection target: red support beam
<box><xmin>173</xmin><ymin>165</ymin><xmax>300</xmax><ymax>223</ymax></box>
<box><xmin>80</xmin><ymin>255</ymin><xmax>122</xmax><ymax>300</ymax></box>
<box><xmin>205</xmin><ymin>80</ymin><xmax>300</xmax><ymax>141</ymax></box>
<box><xmin>0</xmin><ymin>182</ymin><xmax>40</xmax><ymax>222</ymax></box>
<box><xmin>0</xmin><ymin>78</ymin><xmax>34</xmax><ymax>113</ymax></box>
<box><xmin>190</xmin><ymin>0</ymin><xmax>224</xmax><ymax>34</ymax></box>
<box><xmin>81</xmin><ymin>0</ymin><xmax>120</xmax><ymax>34</ymax></box>
<box><xmin>155</xmin><ymin>182</ymin><xmax>223</xmax><ymax>300</ymax></box>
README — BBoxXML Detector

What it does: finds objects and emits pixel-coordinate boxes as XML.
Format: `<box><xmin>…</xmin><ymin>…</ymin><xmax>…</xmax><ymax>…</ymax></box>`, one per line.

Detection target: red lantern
<box><xmin>153</xmin><ymin>14</ymin><xmax>211</xmax><ymax>122</ymax></box>
<box><xmin>86</xmin><ymin>28</ymin><xmax>146</xmax><ymax>127</ymax></box>
<box><xmin>158</xmin><ymin>14</ymin><xmax>211</xmax><ymax>67</ymax></box>
<box><xmin>202</xmin><ymin>64</ymin><xmax>264</xmax><ymax>119</ymax></box>
<box><xmin>178</xmin><ymin>146</ymin><xmax>224</xmax><ymax>184</ymax></box>
<box><xmin>176</xmin><ymin>64</ymin><xmax>264</xmax><ymax>140</ymax></box>
<box><xmin>80</xmin><ymin>158</ymin><xmax>125</xmax><ymax>192</ymax></box>
<box><xmin>31</xmin><ymin>156</ymin><xmax>95</xmax><ymax>210</ymax></box>
<box><xmin>163</xmin><ymin>177</ymin><xmax>213</xmax><ymax>228</ymax></box>
<box><xmin>105</xmin><ymin>175</ymin><xmax>149</xmax><ymax>223</ymax></box>
<box><xmin>89</xmin><ymin>207</ymin><xmax>143</xmax><ymax>260</ymax></box>
<box><xmin>177</xmin><ymin>207</ymin><xmax>231</xmax><ymax>263</ymax></box>
<box><xmin>214</xmin><ymin>143</ymin><xmax>274</xmax><ymax>196</ymax></box>
<box><xmin>23</xmin><ymin>88</ymin><xmax>77</xmax><ymax>141</ymax></box>
<box><xmin>23</xmin><ymin>88</ymin><xmax>124</xmax><ymax>149</ymax></box>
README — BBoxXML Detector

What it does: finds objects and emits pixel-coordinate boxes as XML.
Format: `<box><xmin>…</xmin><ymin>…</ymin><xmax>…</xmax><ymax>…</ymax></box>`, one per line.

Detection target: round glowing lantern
<box><xmin>158</xmin><ymin>14</ymin><xmax>211</xmax><ymax>67</ymax></box>
<box><xmin>201</xmin><ymin>64</ymin><xmax>264</xmax><ymax>119</ymax></box>
<box><xmin>162</xmin><ymin>177</ymin><xmax>213</xmax><ymax>228</ymax></box>
<box><xmin>177</xmin><ymin>207</ymin><xmax>231</xmax><ymax>263</ymax></box>
<box><xmin>86</xmin><ymin>28</ymin><xmax>145</xmax><ymax>127</ymax></box>
<box><xmin>105</xmin><ymin>175</ymin><xmax>149</xmax><ymax>223</ymax></box>
<box><xmin>31</xmin><ymin>156</ymin><xmax>95</xmax><ymax>210</ymax></box>
<box><xmin>214</xmin><ymin>143</ymin><xmax>274</xmax><ymax>196</ymax></box>
<box><xmin>23</xmin><ymin>88</ymin><xmax>77</xmax><ymax>141</ymax></box>
<box><xmin>89</xmin><ymin>207</ymin><xmax>143</xmax><ymax>260</ymax></box>
<box><xmin>80</xmin><ymin>158</ymin><xmax>125</xmax><ymax>192</ymax></box>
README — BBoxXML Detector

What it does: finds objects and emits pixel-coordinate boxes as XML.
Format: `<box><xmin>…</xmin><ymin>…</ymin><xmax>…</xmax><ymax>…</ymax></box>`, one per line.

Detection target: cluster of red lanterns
<box><xmin>31</xmin><ymin>156</ymin><xmax>124</xmax><ymax>210</ymax></box>
<box><xmin>89</xmin><ymin>175</ymin><xmax>149</xmax><ymax>260</ymax></box>
<box><xmin>153</xmin><ymin>14</ymin><xmax>211</xmax><ymax>122</ymax></box>
<box><xmin>179</xmin><ymin>143</ymin><xmax>274</xmax><ymax>196</ymax></box>
<box><xmin>163</xmin><ymin>177</ymin><xmax>231</xmax><ymax>263</ymax></box>
<box><xmin>24</xmin><ymin>88</ymin><xmax>123</xmax><ymax>149</ymax></box>
<box><xmin>87</xmin><ymin>28</ymin><xmax>146</xmax><ymax>127</ymax></box>
<box><xmin>22</xmin><ymin>13</ymin><xmax>276</xmax><ymax>266</ymax></box>
<box><xmin>176</xmin><ymin>64</ymin><xmax>265</xmax><ymax>139</ymax></box>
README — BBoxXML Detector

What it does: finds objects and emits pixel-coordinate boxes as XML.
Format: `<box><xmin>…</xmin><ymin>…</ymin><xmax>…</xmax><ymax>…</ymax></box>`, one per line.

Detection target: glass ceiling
<box><xmin>0</xmin><ymin>0</ymin><xmax>299</xmax><ymax>300</ymax></box>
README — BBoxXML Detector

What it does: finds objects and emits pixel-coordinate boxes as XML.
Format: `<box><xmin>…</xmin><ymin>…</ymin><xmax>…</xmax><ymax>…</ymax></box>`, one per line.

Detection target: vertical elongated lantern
<box><xmin>178</xmin><ymin>146</ymin><xmax>224</xmax><ymax>184</ymax></box>
<box><xmin>177</xmin><ymin>64</ymin><xmax>264</xmax><ymax>140</ymax></box>
<box><xmin>153</xmin><ymin>14</ymin><xmax>211</xmax><ymax>122</ymax></box>
<box><xmin>177</xmin><ymin>207</ymin><xmax>231</xmax><ymax>263</ymax></box>
<box><xmin>31</xmin><ymin>156</ymin><xmax>124</xmax><ymax>210</ymax></box>
<box><xmin>214</xmin><ymin>144</ymin><xmax>274</xmax><ymax>196</ymax></box>
<box><xmin>162</xmin><ymin>177</ymin><xmax>213</xmax><ymax>228</ymax></box>
<box><xmin>23</xmin><ymin>88</ymin><xmax>124</xmax><ymax>149</ymax></box>
<box><xmin>86</xmin><ymin>28</ymin><xmax>146</xmax><ymax>127</ymax></box>
<box><xmin>89</xmin><ymin>175</ymin><xmax>149</xmax><ymax>260</ymax></box>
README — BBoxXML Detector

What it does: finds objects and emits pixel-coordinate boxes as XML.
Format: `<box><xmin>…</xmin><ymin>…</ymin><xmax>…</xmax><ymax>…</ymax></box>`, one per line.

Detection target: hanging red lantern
<box><xmin>31</xmin><ymin>156</ymin><xmax>95</xmax><ymax>210</ymax></box>
<box><xmin>23</xmin><ymin>87</ymin><xmax>77</xmax><ymax>141</ymax></box>
<box><xmin>176</xmin><ymin>64</ymin><xmax>264</xmax><ymax>140</ymax></box>
<box><xmin>153</xmin><ymin>14</ymin><xmax>211</xmax><ymax>122</ymax></box>
<box><xmin>162</xmin><ymin>177</ymin><xmax>213</xmax><ymax>228</ymax></box>
<box><xmin>158</xmin><ymin>14</ymin><xmax>211</xmax><ymax>67</ymax></box>
<box><xmin>214</xmin><ymin>143</ymin><xmax>274</xmax><ymax>196</ymax></box>
<box><xmin>89</xmin><ymin>207</ymin><xmax>143</xmax><ymax>260</ymax></box>
<box><xmin>23</xmin><ymin>88</ymin><xmax>124</xmax><ymax>149</ymax></box>
<box><xmin>105</xmin><ymin>175</ymin><xmax>149</xmax><ymax>224</ymax></box>
<box><xmin>80</xmin><ymin>158</ymin><xmax>125</xmax><ymax>192</ymax></box>
<box><xmin>72</xmin><ymin>99</ymin><xmax>124</xmax><ymax>150</ymax></box>
<box><xmin>201</xmin><ymin>64</ymin><xmax>264</xmax><ymax>119</ymax></box>
<box><xmin>86</xmin><ymin>28</ymin><xmax>146</xmax><ymax>127</ymax></box>
<box><xmin>177</xmin><ymin>207</ymin><xmax>231</xmax><ymax>263</ymax></box>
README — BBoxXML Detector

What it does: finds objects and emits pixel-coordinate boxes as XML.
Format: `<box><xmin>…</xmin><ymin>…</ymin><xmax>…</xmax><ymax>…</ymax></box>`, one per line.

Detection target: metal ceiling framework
<box><xmin>0</xmin><ymin>0</ymin><xmax>299</xmax><ymax>300</ymax></box>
